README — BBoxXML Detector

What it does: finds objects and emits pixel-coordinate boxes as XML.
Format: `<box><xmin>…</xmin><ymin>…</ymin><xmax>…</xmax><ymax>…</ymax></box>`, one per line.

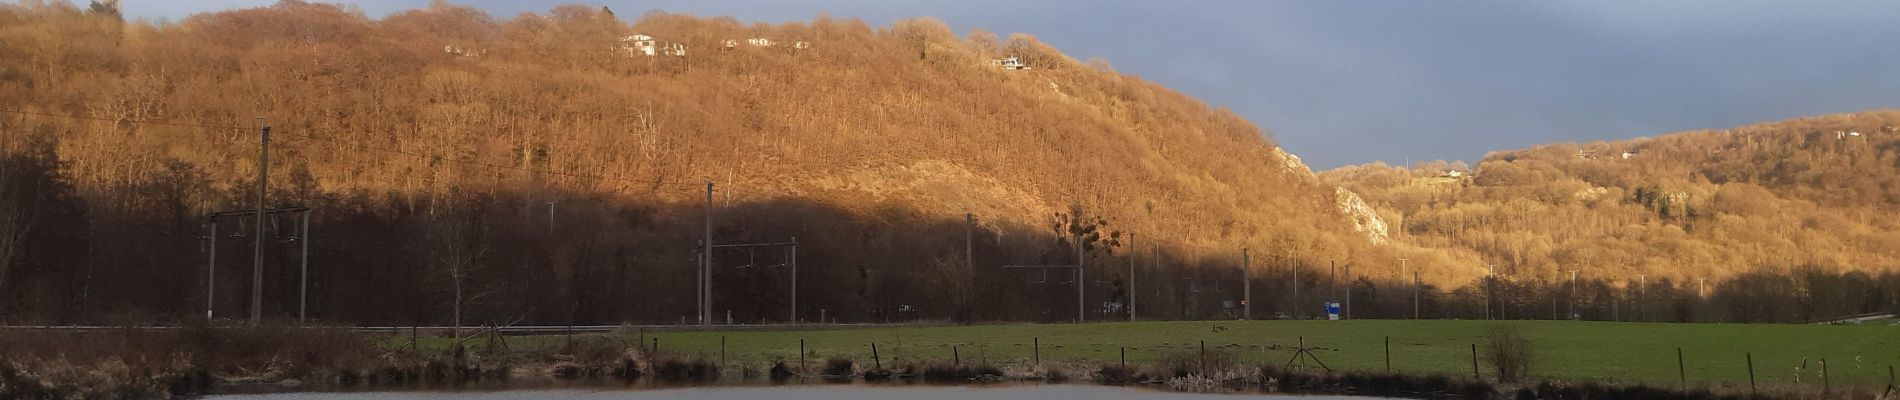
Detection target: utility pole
<box><xmin>298</xmin><ymin>210</ymin><xmax>309</xmax><ymax>326</ymax></box>
<box><xmin>547</xmin><ymin>200</ymin><xmax>557</xmax><ymax>325</ymax></box>
<box><xmin>1412</xmin><ymin>270</ymin><xmax>1421</xmax><ymax>319</ymax></box>
<box><xmin>1637</xmin><ymin>274</ymin><xmax>1646</xmax><ymax>322</ymax></box>
<box><xmin>250</xmin><ymin>118</ymin><xmax>268</xmax><ymax>327</ymax></box>
<box><xmin>1567</xmin><ymin>269</ymin><xmax>1580</xmax><ymax>319</ymax></box>
<box><xmin>965</xmin><ymin>212</ymin><xmax>974</xmax><ymax>322</ymax></box>
<box><xmin>1397</xmin><ymin>258</ymin><xmax>1409</xmax><ymax>319</ymax></box>
<box><xmin>1073</xmin><ymin>207</ymin><xmax>1085</xmax><ymax>324</ymax></box>
<box><xmin>1697</xmin><ymin>277</ymin><xmax>1706</xmax><ymax>298</ymax></box>
<box><xmin>1345</xmin><ymin>263</ymin><xmax>1352</xmax><ymax>320</ymax></box>
<box><xmin>1483</xmin><ymin>264</ymin><xmax>1495</xmax><ymax>320</ymax></box>
<box><xmin>1291</xmin><ymin>252</ymin><xmax>1300</xmax><ymax>319</ymax></box>
<box><xmin>1611</xmin><ymin>275</ymin><xmax>1619</xmax><ymax>321</ymax></box>
<box><xmin>703</xmin><ymin>180</ymin><xmax>713</xmax><ymax>326</ymax></box>
<box><xmin>790</xmin><ymin>236</ymin><xmax>798</xmax><ymax>324</ymax></box>
<box><xmin>206</xmin><ymin>220</ymin><xmax>217</xmax><ymax>320</ymax></box>
<box><xmin>1241</xmin><ymin>246</ymin><xmax>1250</xmax><ymax>320</ymax></box>
<box><xmin>1127</xmin><ymin>233</ymin><xmax>1136</xmax><ymax>322</ymax></box>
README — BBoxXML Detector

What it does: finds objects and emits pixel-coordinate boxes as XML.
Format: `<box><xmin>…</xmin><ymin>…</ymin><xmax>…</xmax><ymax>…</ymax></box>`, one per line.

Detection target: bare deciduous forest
<box><xmin>0</xmin><ymin>1</ymin><xmax>1388</xmax><ymax>326</ymax></box>
<box><xmin>0</xmin><ymin>1</ymin><xmax>1894</xmax><ymax>327</ymax></box>
<box><xmin>1327</xmin><ymin>111</ymin><xmax>1900</xmax><ymax>322</ymax></box>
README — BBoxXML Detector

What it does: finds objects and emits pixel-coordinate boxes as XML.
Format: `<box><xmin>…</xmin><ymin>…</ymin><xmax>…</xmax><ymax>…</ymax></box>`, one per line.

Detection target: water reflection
<box><xmin>208</xmin><ymin>384</ymin><xmax>1382</xmax><ymax>399</ymax></box>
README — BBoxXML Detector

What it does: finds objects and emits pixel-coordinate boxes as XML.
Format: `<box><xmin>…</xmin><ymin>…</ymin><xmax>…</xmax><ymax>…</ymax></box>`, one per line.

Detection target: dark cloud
<box><xmin>120</xmin><ymin>0</ymin><xmax>1900</xmax><ymax>169</ymax></box>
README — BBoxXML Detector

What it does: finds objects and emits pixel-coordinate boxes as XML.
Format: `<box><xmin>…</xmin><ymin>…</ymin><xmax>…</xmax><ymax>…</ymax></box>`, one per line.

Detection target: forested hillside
<box><xmin>1326</xmin><ymin>111</ymin><xmax>1900</xmax><ymax>322</ymax></box>
<box><xmin>0</xmin><ymin>1</ymin><xmax>1394</xmax><ymax>325</ymax></box>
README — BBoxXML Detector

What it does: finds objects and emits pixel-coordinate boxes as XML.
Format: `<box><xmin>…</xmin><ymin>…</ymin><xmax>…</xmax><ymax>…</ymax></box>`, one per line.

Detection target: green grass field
<box><xmin>439</xmin><ymin>320</ymin><xmax>1900</xmax><ymax>389</ymax></box>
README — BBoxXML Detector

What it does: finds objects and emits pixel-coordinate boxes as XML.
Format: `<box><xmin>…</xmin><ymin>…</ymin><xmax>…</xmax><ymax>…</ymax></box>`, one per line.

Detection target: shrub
<box><xmin>822</xmin><ymin>358</ymin><xmax>854</xmax><ymax>376</ymax></box>
<box><xmin>919</xmin><ymin>362</ymin><xmax>1002</xmax><ymax>383</ymax></box>
<box><xmin>1482</xmin><ymin>326</ymin><xmax>1534</xmax><ymax>383</ymax></box>
<box><xmin>1158</xmin><ymin>347</ymin><xmax>1238</xmax><ymax>377</ymax></box>
<box><xmin>768</xmin><ymin>361</ymin><xmax>795</xmax><ymax>379</ymax></box>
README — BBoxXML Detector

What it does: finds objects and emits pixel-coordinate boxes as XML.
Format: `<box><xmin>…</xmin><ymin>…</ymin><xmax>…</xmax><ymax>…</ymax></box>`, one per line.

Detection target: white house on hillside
<box><xmin>992</xmin><ymin>56</ymin><xmax>1029</xmax><ymax>70</ymax></box>
<box><xmin>616</xmin><ymin>34</ymin><xmax>657</xmax><ymax>57</ymax></box>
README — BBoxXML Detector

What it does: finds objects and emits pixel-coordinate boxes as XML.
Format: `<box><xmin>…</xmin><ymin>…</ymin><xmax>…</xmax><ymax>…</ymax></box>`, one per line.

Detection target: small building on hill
<box><xmin>616</xmin><ymin>34</ymin><xmax>657</xmax><ymax>57</ymax></box>
<box><xmin>442</xmin><ymin>44</ymin><xmax>485</xmax><ymax>57</ymax></box>
<box><xmin>613</xmin><ymin>35</ymin><xmax>685</xmax><ymax>57</ymax></box>
<box><xmin>992</xmin><ymin>56</ymin><xmax>1029</xmax><ymax>70</ymax></box>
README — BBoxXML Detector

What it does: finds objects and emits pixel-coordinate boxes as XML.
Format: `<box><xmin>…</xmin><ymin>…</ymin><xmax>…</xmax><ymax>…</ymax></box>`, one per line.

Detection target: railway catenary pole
<box><xmin>1397</xmin><ymin>258</ymin><xmax>1409</xmax><ymax>319</ymax></box>
<box><xmin>1412</xmin><ymin>270</ymin><xmax>1421</xmax><ymax>319</ymax></box>
<box><xmin>206</xmin><ymin>220</ymin><xmax>217</xmax><ymax>320</ymax></box>
<box><xmin>966</xmin><ymin>213</ymin><xmax>974</xmax><ymax>321</ymax></box>
<box><xmin>1638</xmin><ymin>274</ymin><xmax>1647</xmax><ymax>321</ymax></box>
<box><xmin>1074</xmin><ymin>207</ymin><xmax>1085</xmax><ymax>324</ymax></box>
<box><xmin>1484</xmin><ymin>264</ymin><xmax>1496</xmax><ymax>320</ymax></box>
<box><xmin>299</xmin><ymin>210</ymin><xmax>309</xmax><ymax>326</ymax></box>
<box><xmin>1241</xmin><ymin>246</ymin><xmax>1250</xmax><ymax>320</ymax></box>
<box><xmin>250</xmin><ymin>118</ymin><xmax>268</xmax><ymax>327</ymax></box>
<box><xmin>1292</xmin><ymin>251</ymin><xmax>1300</xmax><ymax>318</ymax></box>
<box><xmin>790</xmin><ymin>236</ymin><xmax>798</xmax><ymax>323</ymax></box>
<box><xmin>1568</xmin><ymin>269</ymin><xmax>1580</xmax><ymax>319</ymax></box>
<box><xmin>1345</xmin><ymin>263</ymin><xmax>1352</xmax><ymax>320</ymax></box>
<box><xmin>703</xmin><ymin>180</ymin><xmax>713</xmax><ymax>326</ymax></box>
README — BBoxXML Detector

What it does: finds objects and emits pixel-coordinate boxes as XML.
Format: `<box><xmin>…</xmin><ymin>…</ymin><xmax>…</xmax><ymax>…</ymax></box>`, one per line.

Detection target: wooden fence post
<box><xmin>872</xmin><ymin>342</ymin><xmax>882</xmax><ymax>370</ymax></box>
<box><xmin>954</xmin><ymin>345</ymin><xmax>961</xmax><ymax>366</ymax></box>
<box><xmin>1470</xmin><ymin>343</ymin><xmax>1480</xmax><ymax>380</ymax></box>
<box><xmin>1885</xmin><ymin>365</ymin><xmax>1894</xmax><ymax>396</ymax></box>
<box><xmin>1384</xmin><ymin>336</ymin><xmax>1391</xmax><ymax>373</ymax></box>
<box><xmin>720</xmin><ymin>336</ymin><xmax>726</xmax><ymax>365</ymax></box>
<box><xmin>1822</xmin><ymin>358</ymin><xmax>1829</xmax><ymax>397</ymax></box>
<box><xmin>1746</xmin><ymin>352</ymin><xmax>1756</xmax><ymax>394</ymax></box>
<box><xmin>1120</xmin><ymin>346</ymin><xmax>1127</xmax><ymax>369</ymax></box>
<box><xmin>1200</xmin><ymin>340</ymin><xmax>1207</xmax><ymax>375</ymax></box>
<box><xmin>799</xmin><ymin>339</ymin><xmax>806</xmax><ymax>374</ymax></box>
<box><xmin>1033</xmin><ymin>337</ymin><xmax>1040</xmax><ymax>366</ymax></box>
<box><xmin>1677</xmin><ymin>348</ymin><xmax>1686</xmax><ymax>387</ymax></box>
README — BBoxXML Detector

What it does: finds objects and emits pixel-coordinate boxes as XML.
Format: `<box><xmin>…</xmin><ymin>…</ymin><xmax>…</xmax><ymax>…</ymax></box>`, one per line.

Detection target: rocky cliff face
<box><xmin>1334</xmin><ymin>187</ymin><xmax>1389</xmax><ymax>245</ymax></box>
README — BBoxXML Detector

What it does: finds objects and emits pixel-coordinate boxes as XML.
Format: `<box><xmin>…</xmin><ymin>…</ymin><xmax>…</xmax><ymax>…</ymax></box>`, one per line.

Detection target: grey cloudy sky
<box><xmin>113</xmin><ymin>1</ymin><xmax>1900</xmax><ymax>170</ymax></box>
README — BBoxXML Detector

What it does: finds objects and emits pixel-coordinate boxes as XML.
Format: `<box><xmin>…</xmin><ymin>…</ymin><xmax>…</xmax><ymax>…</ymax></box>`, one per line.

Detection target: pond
<box><xmin>206</xmin><ymin>384</ymin><xmax>1383</xmax><ymax>399</ymax></box>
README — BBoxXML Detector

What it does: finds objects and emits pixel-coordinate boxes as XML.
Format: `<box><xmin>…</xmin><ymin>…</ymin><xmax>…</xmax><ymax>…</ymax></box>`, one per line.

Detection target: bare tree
<box><xmin>928</xmin><ymin>252</ymin><xmax>973</xmax><ymax>321</ymax></box>
<box><xmin>0</xmin><ymin>147</ymin><xmax>31</xmax><ymax>293</ymax></box>
<box><xmin>1483</xmin><ymin>326</ymin><xmax>1535</xmax><ymax>382</ymax></box>
<box><xmin>426</xmin><ymin>206</ymin><xmax>493</xmax><ymax>342</ymax></box>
